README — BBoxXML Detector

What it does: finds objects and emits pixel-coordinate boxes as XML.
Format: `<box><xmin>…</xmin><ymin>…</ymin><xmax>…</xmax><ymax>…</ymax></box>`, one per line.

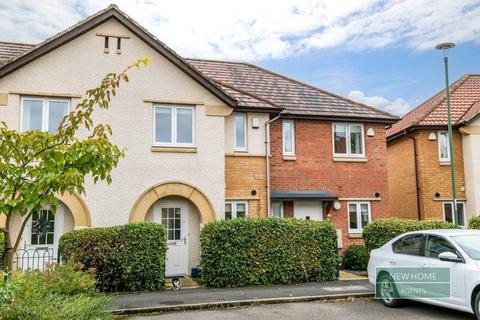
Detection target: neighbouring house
<box><xmin>190</xmin><ymin>60</ymin><xmax>398</xmax><ymax>248</ymax></box>
<box><xmin>387</xmin><ymin>74</ymin><xmax>480</xmax><ymax>226</ymax></box>
<box><xmin>0</xmin><ymin>5</ymin><xmax>397</xmax><ymax>275</ymax></box>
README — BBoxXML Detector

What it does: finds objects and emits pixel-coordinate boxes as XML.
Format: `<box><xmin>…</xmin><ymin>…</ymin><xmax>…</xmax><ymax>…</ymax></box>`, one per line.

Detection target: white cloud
<box><xmin>0</xmin><ymin>0</ymin><xmax>479</xmax><ymax>60</ymax></box>
<box><xmin>348</xmin><ymin>90</ymin><xmax>412</xmax><ymax>115</ymax></box>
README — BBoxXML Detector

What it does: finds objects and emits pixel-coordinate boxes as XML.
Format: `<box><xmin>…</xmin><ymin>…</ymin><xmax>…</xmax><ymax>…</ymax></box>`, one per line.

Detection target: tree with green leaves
<box><xmin>0</xmin><ymin>57</ymin><xmax>150</xmax><ymax>271</ymax></box>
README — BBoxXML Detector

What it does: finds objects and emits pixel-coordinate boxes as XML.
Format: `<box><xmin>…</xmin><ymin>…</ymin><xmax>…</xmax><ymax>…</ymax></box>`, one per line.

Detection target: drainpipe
<box><xmin>265</xmin><ymin>113</ymin><xmax>282</xmax><ymax>216</ymax></box>
<box><xmin>408</xmin><ymin>134</ymin><xmax>422</xmax><ymax>220</ymax></box>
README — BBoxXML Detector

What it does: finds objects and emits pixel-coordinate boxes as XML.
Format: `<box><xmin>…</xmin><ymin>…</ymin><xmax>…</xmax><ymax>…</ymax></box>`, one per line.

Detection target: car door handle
<box><xmin>390</xmin><ymin>259</ymin><xmax>397</xmax><ymax>264</ymax></box>
<box><xmin>422</xmin><ymin>264</ymin><xmax>430</xmax><ymax>268</ymax></box>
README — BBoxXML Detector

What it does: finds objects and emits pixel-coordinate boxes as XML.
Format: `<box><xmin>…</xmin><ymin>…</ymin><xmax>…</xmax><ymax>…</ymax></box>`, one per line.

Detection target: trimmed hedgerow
<box><xmin>363</xmin><ymin>218</ymin><xmax>457</xmax><ymax>252</ymax></box>
<box><xmin>342</xmin><ymin>245</ymin><xmax>369</xmax><ymax>271</ymax></box>
<box><xmin>469</xmin><ymin>216</ymin><xmax>480</xmax><ymax>229</ymax></box>
<box><xmin>59</xmin><ymin>223</ymin><xmax>167</xmax><ymax>292</ymax></box>
<box><xmin>200</xmin><ymin>218</ymin><xmax>339</xmax><ymax>288</ymax></box>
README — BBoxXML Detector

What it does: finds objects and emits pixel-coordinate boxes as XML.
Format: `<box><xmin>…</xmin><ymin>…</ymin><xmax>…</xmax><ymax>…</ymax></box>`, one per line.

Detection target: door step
<box><xmin>165</xmin><ymin>276</ymin><xmax>202</xmax><ymax>290</ymax></box>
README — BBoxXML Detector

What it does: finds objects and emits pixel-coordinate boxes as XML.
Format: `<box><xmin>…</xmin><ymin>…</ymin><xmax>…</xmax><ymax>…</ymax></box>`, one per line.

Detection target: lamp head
<box><xmin>435</xmin><ymin>43</ymin><xmax>455</xmax><ymax>51</ymax></box>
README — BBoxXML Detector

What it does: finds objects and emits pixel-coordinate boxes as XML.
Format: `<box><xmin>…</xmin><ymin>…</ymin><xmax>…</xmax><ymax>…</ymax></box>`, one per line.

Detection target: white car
<box><xmin>368</xmin><ymin>229</ymin><xmax>480</xmax><ymax>319</ymax></box>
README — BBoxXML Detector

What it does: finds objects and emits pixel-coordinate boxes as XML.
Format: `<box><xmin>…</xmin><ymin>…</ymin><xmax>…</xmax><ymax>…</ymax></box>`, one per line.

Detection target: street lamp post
<box><xmin>435</xmin><ymin>42</ymin><xmax>458</xmax><ymax>226</ymax></box>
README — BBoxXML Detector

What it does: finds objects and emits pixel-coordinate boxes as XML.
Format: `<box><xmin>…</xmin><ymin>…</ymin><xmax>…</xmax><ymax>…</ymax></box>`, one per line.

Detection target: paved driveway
<box><xmin>134</xmin><ymin>299</ymin><xmax>476</xmax><ymax>320</ymax></box>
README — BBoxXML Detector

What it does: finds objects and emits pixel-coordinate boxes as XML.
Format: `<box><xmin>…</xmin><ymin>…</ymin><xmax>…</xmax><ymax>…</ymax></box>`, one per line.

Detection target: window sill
<box><xmin>348</xmin><ymin>233</ymin><xmax>363</xmax><ymax>239</ymax></box>
<box><xmin>333</xmin><ymin>157</ymin><xmax>367</xmax><ymax>163</ymax></box>
<box><xmin>283</xmin><ymin>155</ymin><xmax>297</xmax><ymax>161</ymax></box>
<box><xmin>439</xmin><ymin>161</ymin><xmax>451</xmax><ymax>166</ymax></box>
<box><xmin>151</xmin><ymin>146</ymin><xmax>197</xmax><ymax>153</ymax></box>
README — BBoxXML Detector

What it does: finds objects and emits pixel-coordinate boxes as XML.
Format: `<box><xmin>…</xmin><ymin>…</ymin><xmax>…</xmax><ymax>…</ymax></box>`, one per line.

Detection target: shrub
<box><xmin>60</xmin><ymin>222</ymin><xmax>167</xmax><ymax>292</ymax></box>
<box><xmin>200</xmin><ymin>218</ymin><xmax>339</xmax><ymax>287</ymax></box>
<box><xmin>0</xmin><ymin>262</ymin><xmax>111</xmax><ymax>320</ymax></box>
<box><xmin>469</xmin><ymin>216</ymin><xmax>480</xmax><ymax>229</ymax></box>
<box><xmin>342</xmin><ymin>245</ymin><xmax>369</xmax><ymax>271</ymax></box>
<box><xmin>363</xmin><ymin>218</ymin><xmax>457</xmax><ymax>251</ymax></box>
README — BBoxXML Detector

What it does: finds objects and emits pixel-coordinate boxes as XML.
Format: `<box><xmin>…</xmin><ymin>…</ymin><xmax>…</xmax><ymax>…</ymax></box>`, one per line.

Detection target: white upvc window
<box><xmin>438</xmin><ymin>131</ymin><xmax>450</xmax><ymax>162</ymax></box>
<box><xmin>333</xmin><ymin>122</ymin><xmax>365</xmax><ymax>157</ymax></box>
<box><xmin>225</xmin><ymin>201</ymin><xmax>248</xmax><ymax>219</ymax></box>
<box><xmin>234</xmin><ymin>113</ymin><xmax>247</xmax><ymax>151</ymax></box>
<box><xmin>21</xmin><ymin>97</ymin><xmax>70</xmax><ymax>133</ymax></box>
<box><xmin>271</xmin><ymin>201</ymin><xmax>284</xmax><ymax>218</ymax></box>
<box><xmin>282</xmin><ymin>120</ymin><xmax>295</xmax><ymax>155</ymax></box>
<box><xmin>443</xmin><ymin>201</ymin><xmax>465</xmax><ymax>226</ymax></box>
<box><xmin>153</xmin><ymin>105</ymin><xmax>194</xmax><ymax>147</ymax></box>
<box><xmin>348</xmin><ymin>201</ymin><xmax>371</xmax><ymax>233</ymax></box>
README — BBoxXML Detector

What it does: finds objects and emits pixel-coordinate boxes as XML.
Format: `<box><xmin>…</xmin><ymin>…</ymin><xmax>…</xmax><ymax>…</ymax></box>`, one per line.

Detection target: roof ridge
<box><xmin>231</xmin><ymin>59</ymin><xmax>398</xmax><ymax>119</ymax></box>
<box><xmin>214</xmin><ymin>79</ymin><xmax>283</xmax><ymax>109</ymax></box>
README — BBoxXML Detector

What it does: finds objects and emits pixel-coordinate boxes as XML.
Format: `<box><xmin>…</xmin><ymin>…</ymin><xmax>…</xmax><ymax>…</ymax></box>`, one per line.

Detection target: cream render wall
<box><xmin>0</xmin><ymin>18</ymin><xmax>231</xmax><ymax>225</ymax></box>
<box><xmin>462</xmin><ymin>117</ymin><xmax>480</xmax><ymax>220</ymax></box>
<box><xmin>224</xmin><ymin>112</ymin><xmax>269</xmax><ymax>155</ymax></box>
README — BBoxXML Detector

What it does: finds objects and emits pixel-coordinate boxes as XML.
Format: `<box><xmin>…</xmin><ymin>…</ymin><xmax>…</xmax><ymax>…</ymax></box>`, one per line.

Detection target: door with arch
<box><xmin>153</xmin><ymin>199</ymin><xmax>189</xmax><ymax>276</ymax></box>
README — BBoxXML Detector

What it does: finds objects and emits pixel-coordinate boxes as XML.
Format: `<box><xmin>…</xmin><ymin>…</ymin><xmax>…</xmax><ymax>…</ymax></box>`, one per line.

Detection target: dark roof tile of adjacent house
<box><xmin>187</xmin><ymin>58</ymin><xmax>398</xmax><ymax>122</ymax></box>
<box><xmin>387</xmin><ymin>74</ymin><xmax>480</xmax><ymax>140</ymax></box>
<box><xmin>0</xmin><ymin>42</ymin><xmax>35</xmax><ymax>66</ymax></box>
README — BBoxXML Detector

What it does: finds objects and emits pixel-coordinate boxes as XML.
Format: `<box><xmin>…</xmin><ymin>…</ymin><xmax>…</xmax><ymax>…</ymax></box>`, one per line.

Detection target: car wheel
<box><xmin>377</xmin><ymin>273</ymin><xmax>403</xmax><ymax>307</ymax></box>
<box><xmin>474</xmin><ymin>290</ymin><xmax>480</xmax><ymax>320</ymax></box>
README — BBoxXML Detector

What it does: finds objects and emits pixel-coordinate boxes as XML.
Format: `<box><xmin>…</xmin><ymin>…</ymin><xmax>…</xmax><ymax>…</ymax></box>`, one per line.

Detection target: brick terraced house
<box><xmin>0</xmin><ymin>5</ymin><xmax>397</xmax><ymax>275</ymax></box>
<box><xmin>387</xmin><ymin>74</ymin><xmax>480</xmax><ymax>226</ymax></box>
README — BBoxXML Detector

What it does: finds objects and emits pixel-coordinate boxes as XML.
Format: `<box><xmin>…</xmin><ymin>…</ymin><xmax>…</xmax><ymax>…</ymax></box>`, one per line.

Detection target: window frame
<box><xmin>347</xmin><ymin>201</ymin><xmax>371</xmax><ymax>233</ymax></box>
<box><xmin>282</xmin><ymin>119</ymin><xmax>295</xmax><ymax>156</ymax></box>
<box><xmin>438</xmin><ymin>130</ymin><xmax>451</xmax><ymax>162</ymax></box>
<box><xmin>152</xmin><ymin>104</ymin><xmax>195</xmax><ymax>147</ymax></box>
<box><xmin>234</xmin><ymin>113</ymin><xmax>247</xmax><ymax>151</ymax></box>
<box><xmin>443</xmin><ymin>201</ymin><xmax>466</xmax><ymax>226</ymax></box>
<box><xmin>30</xmin><ymin>209</ymin><xmax>55</xmax><ymax>247</ymax></box>
<box><xmin>332</xmin><ymin>122</ymin><xmax>365</xmax><ymax>157</ymax></box>
<box><xmin>271</xmin><ymin>201</ymin><xmax>284</xmax><ymax>218</ymax></box>
<box><xmin>20</xmin><ymin>96</ymin><xmax>71</xmax><ymax>133</ymax></box>
<box><xmin>225</xmin><ymin>201</ymin><xmax>248</xmax><ymax>219</ymax></box>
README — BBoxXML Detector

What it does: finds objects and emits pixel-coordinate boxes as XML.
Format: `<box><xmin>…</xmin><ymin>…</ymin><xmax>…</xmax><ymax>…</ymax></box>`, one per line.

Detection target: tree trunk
<box><xmin>3</xmin><ymin>212</ymin><xmax>32</xmax><ymax>272</ymax></box>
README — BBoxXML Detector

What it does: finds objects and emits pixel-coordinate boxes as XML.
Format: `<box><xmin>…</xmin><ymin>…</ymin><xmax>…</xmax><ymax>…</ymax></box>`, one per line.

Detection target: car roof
<box><xmin>404</xmin><ymin>229</ymin><xmax>480</xmax><ymax>237</ymax></box>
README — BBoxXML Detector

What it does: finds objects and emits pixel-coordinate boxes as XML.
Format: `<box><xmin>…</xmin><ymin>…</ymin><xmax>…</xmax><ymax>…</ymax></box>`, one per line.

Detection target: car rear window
<box><xmin>393</xmin><ymin>234</ymin><xmax>424</xmax><ymax>256</ymax></box>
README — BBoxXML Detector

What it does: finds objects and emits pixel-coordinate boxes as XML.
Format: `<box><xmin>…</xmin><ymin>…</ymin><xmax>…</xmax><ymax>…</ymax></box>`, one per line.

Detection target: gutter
<box><xmin>265</xmin><ymin>113</ymin><xmax>282</xmax><ymax>216</ymax></box>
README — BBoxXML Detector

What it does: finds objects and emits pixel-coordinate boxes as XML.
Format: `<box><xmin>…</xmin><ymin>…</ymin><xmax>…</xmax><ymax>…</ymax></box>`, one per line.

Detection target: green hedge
<box><xmin>363</xmin><ymin>218</ymin><xmax>457</xmax><ymax>252</ymax></box>
<box><xmin>342</xmin><ymin>245</ymin><xmax>369</xmax><ymax>271</ymax></box>
<box><xmin>200</xmin><ymin>218</ymin><xmax>339</xmax><ymax>287</ymax></box>
<box><xmin>59</xmin><ymin>223</ymin><xmax>167</xmax><ymax>292</ymax></box>
<box><xmin>469</xmin><ymin>216</ymin><xmax>480</xmax><ymax>229</ymax></box>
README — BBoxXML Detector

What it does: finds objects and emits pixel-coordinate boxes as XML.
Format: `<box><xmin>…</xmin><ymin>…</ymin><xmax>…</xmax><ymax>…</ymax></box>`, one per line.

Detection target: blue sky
<box><xmin>1</xmin><ymin>0</ymin><xmax>480</xmax><ymax>115</ymax></box>
<box><xmin>261</xmin><ymin>42</ymin><xmax>480</xmax><ymax>115</ymax></box>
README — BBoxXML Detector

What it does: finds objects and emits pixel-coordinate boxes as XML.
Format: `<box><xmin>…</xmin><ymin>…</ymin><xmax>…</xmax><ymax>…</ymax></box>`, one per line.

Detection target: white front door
<box><xmin>16</xmin><ymin>205</ymin><xmax>64</xmax><ymax>270</ymax></box>
<box><xmin>293</xmin><ymin>200</ymin><xmax>323</xmax><ymax>221</ymax></box>
<box><xmin>154</xmin><ymin>203</ymin><xmax>189</xmax><ymax>276</ymax></box>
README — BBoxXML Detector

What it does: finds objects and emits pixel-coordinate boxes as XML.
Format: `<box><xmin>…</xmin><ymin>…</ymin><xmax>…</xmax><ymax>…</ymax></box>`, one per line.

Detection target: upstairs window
<box><xmin>21</xmin><ymin>97</ymin><xmax>70</xmax><ymax>133</ymax></box>
<box><xmin>154</xmin><ymin>105</ymin><xmax>194</xmax><ymax>146</ymax></box>
<box><xmin>234</xmin><ymin>113</ymin><xmax>247</xmax><ymax>151</ymax></box>
<box><xmin>438</xmin><ymin>131</ymin><xmax>450</xmax><ymax>162</ymax></box>
<box><xmin>282</xmin><ymin>120</ymin><xmax>295</xmax><ymax>155</ymax></box>
<box><xmin>333</xmin><ymin>123</ymin><xmax>364</xmax><ymax>157</ymax></box>
<box><xmin>225</xmin><ymin>201</ymin><xmax>247</xmax><ymax>219</ymax></box>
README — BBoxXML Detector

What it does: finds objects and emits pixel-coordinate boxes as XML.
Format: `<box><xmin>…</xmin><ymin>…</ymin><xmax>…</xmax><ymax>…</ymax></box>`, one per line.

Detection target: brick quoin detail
<box><xmin>270</xmin><ymin>119</ymin><xmax>390</xmax><ymax>248</ymax></box>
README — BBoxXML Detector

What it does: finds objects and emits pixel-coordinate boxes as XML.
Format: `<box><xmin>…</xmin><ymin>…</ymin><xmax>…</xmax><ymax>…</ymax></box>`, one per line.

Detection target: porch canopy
<box><xmin>270</xmin><ymin>190</ymin><xmax>338</xmax><ymax>201</ymax></box>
